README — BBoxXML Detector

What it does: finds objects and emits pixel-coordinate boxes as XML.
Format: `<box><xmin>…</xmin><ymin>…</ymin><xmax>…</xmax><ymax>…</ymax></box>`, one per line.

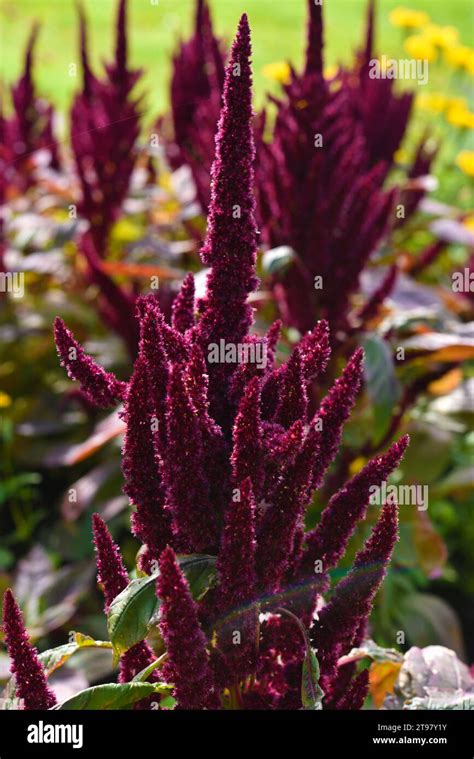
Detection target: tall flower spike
<box><xmin>136</xmin><ymin>295</ymin><xmax>169</xmax><ymax>443</ymax></box>
<box><xmin>54</xmin><ymin>317</ymin><xmax>127</xmax><ymax>407</ymax></box>
<box><xmin>310</xmin><ymin>500</ymin><xmax>399</xmax><ymax>690</ymax></box>
<box><xmin>91</xmin><ymin>514</ymin><xmax>158</xmax><ymax>686</ymax></box>
<box><xmin>157</xmin><ymin>546</ymin><xmax>217</xmax><ymax>709</ymax></box>
<box><xmin>216</xmin><ymin>478</ymin><xmax>258</xmax><ymax>682</ymax></box>
<box><xmin>171</xmin><ymin>272</ymin><xmax>195</xmax><ymax>333</ymax></box>
<box><xmin>296</xmin><ymin>320</ymin><xmax>331</xmax><ymax>382</ymax></box>
<box><xmin>275</xmin><ymin>351</ymin><xmax>308</xmax><ymax>428</ymax></box>
<box><xmin>164</xmin><ymin>365</ymin><xmax>217</xmax><ymax>552</ymax></box>
<box><xmin>356</xmin><ymin>264</ymin><xmax>398</xmax><ymax>324</ymax></box>
<box><xmin>231</xmin><ymin>376</ymin><xmax>263</xmax><ymax>493</ymax></box>
<box><xmin>2</xmin><ymin>589</ymin><xmax>57</xmax><ymax>710</ymax></box>
<box><xmin>217</xmin><ymin>478</ymin><xmax>257</xmax><ymax>614</ymax></box>
<box><xmin>92</xmin><ymin>513</ymin><xmax>129</xmax><ymax>610</ymax></box>
<box><xmin>123</xmin><ymin>355</ymin><xmax>173</xmax><ymax>573</ymax></box>
<box><xmin>334</xmin><ymin>669</ymin><xmax>369</xmax><ymax>710</ymax></box>
<box><xmin>78</xmin><ymin>2</ymin><xmax>95</xmax><ymax>99</ymax></box>
<box><xmin>309</xmin><ymin>348</ymin><xmax>364</xmax><ymax>489</ymax></box>
<box><xmin>196</xmin><ymin>14</ymin><xmax>258</xmax><ymax>425</ymax></box>
<box><xmin>304</xmin><ymin>0</ymin><xmax>324</xmax><ymax>76</ymax></box>
<box><xmin>301</xmin><ymin>435</ymin><xmax>409</xmax><ymax>574</ymax></box>
<box><xmin>256</xmin><ymin>425</ymin><xmax>321</xmax><ymax>592</ymax></box>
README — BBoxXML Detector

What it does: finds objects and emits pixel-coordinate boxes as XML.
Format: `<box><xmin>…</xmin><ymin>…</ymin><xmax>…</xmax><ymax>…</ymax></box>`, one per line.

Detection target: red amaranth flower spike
<box><xmin>231</xmin><ymin>376</ymin><xmax>263</xmax><ymax>493</ymax></box>
<box><xmin>356</xmin><ymin>264</ymin><xmax>398</xmax><ymax>324</ymax></box>
<box><xmin>310</xmin><ymin>500</ymin><xmax>399</xmax><ymax>694</ymax></box>
<box><xmin>2</xmin><ymin>589</ymin><xmax>57</xmax><ymax>710</ymax></box>
<box><xmin>296</xmin><ymin>320</ymin><xmax>331</xmax><ymax>381</ymax></box>
<box><xmin>157</xmin><ymin>546</ymin><xmax>217</xmax><ymax>709</ymax></box>
<box><xmin>164</xmin><ymin>365</ymin><xmax>218</xmax><ymax>553</ymax></box>
<box><xmin>275</xmin><ymin>351</ymin><xmax>308</xmax><ymax>428</ymax></box>
<box><xmin>304</xmin><ymin>0</ymin><xmax>324</xmax><ymax>76</ymax></box>
<box><xmin>53</xmin><ymin>317</ymin><xmax>127</xmax><ymax>407</ymax></box>
<box><xmin>301</xmin><ymin>435</ymin><xmax>409</xmax><ymax>574</ymax></box>
<box><xmin>196</xmin><ymin>13</ymin><xmax>259</xmax><ymax>426</ymax></box>
<box><xmin>309</xmin><ymin>348</ymin><xmax>364</xmax><ymax>489</ymax></box>
<box><xmin>256</xmin><ymin>424</ymin><xmax>321</xmax><ymax>592</ymax></box>
<box><xmin>333</xmin><ymin>669</ymin><xmax>370</xmax><ymax>710</ymax></box>
<box><xmin>216</xmin><ymin>478</ymin><xmax>258</xmax><ymax>681</ymax></box>
<box><xmin>164</xmin><ymin>0</ymin><xmax>225</xmax><ymax>211</ymax></box>
<box><xmin>171</xmin><ymin>272</ymin><xmax>196</xmax><ymax>333</ymax></box>
<box><xmin>122</xmin><ymin>355</ymin><xmax>173</xmax><ymax>573</ymax></box>
<box><xmin>91</xmin><ymin>514</ymin><xmax>159</xmax><ymax>687</ymax></box>
<box><xmin>5</xmin><ymin>23</ymin><xmax>60</xmax><ymax>189</ymax></box>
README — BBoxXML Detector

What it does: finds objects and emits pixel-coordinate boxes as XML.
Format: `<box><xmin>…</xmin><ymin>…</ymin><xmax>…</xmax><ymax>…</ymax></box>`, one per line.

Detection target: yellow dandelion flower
<box><xmin>0</xmin><ymin>391</ymin><xmax>12</xmax><ymax>408</ymax></box>
<box><xmin>404</xmin><ymin>35</ymin><xmax>438</xmax><ymax>62</ymax></box>
<box><xmin>444</xmin><ymin>45</ymin><xmax>471</xmax><ymax>69</ymax></box>
<box><xmin>423</xmin><ymin>24</ymin><xmax>459</xmax><ymax>49</ymax></box>
<box><xmin>464</xmin><ymin>49</ymin><xmax>474</xmax><ymax>75</ymax></box>
<box><xmin>446</xmin><ymin>106</ymin><xmax>474</xmax><ymax>129</ymax></box>
<box><xmin>456</xmin><ymin>151</ymin><xmax>474</xmax><ymax>177</ymax></box>
<box><xmin>261</xmin><ymin>61</ymin><xmax>291</xmax><ymax>85</ymax></box>
<box><xmin>389</xmin><ymin>8</ymin><xmax>429</xmax><ymax>29</ymax></box>
<box><xmin>447</xmin><ymin>96</ymin><xmax>468</xmax><ymax>110</ymax></box>
<box><xmin>416</xmin><ymin>92</ymin><xmax>447</xmax><ymax>114</ymax></box>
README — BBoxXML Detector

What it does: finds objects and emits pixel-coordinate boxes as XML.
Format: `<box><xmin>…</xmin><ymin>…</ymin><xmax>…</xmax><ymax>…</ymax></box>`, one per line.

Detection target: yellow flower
<box><xmin>389</xmin><ymin>7</ymin><xmax>429</xmax><ymax>29</ymax></box>
<box><xmin>394</xmin><ymin>147</ymin><xmax>409</xmax><ymax>163</ymax></box>
<box><xmin>324</xmin><ymin>64</ymin><xmax>339</xmax><ymax>80</ymax></box>
<box><xmin>463</xmin><ymin>215</ymin><xmax>474</xmax><ymax>234</ymax></box>
<box><xmin>0</xmin><ymin>391</ymin><xmax>12</xmax><ymax>408</ymax></box>
<box><xmin>456</xmin><ymin>151</ymin><xmax>474</xmax><ymax>177</ymax></box>
<box><xmin>446</xmin><ymin>106</ymin><xmax>474</xmax><ymax>129</ymax></box>
<box><xmin>349</xmin><ymin>457</ymin><xmax>367</xmax><ymax>477</ymax></box>
<box><xmin>444</xmin><ymin>45</ymin><xmax>471</xmax><ymax>70</ymax></box>
<box><xmin>446</xmin><ymin>96</ymin><xmax>468</xmax><ymax>110</ymax></box>
<box><xmin>404</xmin><ymin>35</ymin><xmax>438</xmax><ymax>62</ymax></box>
<box><xmin>464</xmin><ymin>49</ymin><xmax>474</xmax><ymax>75</ymax></box>
<box><xmin>423</xmin><ymin>24</ymin><xmax>459</xmax><ymax>49</ymax></box>
<box><xmin>416</xmin><ymin>92</ymin><xmax>447</xmax><ymax>114</ymax></box>
<box><xmin>261</xmin><ymin>61</ymin><xmax>291</xmax><ymax>85</ymax></box>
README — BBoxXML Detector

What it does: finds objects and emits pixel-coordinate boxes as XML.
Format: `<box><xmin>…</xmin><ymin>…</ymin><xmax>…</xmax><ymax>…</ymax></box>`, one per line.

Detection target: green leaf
<box><xmin>405</xmin><ymin>693</ymin><xmax>474</xmax><ymax>710</ymax></box>
<box><xmin>362</xmin><ymin>334</ymin><xmax>401</xmax><ymax>443</ymax></box>
<box><xmin>39</xmin><ymin>633</ymin><xmax>113</xmax><ymax>676</ymax></box>
<box><xmin>301</xmin><ymin>646</ymin><xmax>324</xmax><ymax>710</ymax></box>
<box><xmin>261</xmin><ymin>246</ymin><xmax>296</xmax><ymax>276</ymax></box>
<box><xmin>337</xmin><ymin>639</ymin><xmax>403</xmax><ymax>667</ymax></box>
<box><xmin>395</xmin><ymin>593</ymin><xmax>466</xmax><ymax>657</ymax></box>
<box><xmin>107</xmin><ymin>555</ymin><xmax>216</xmax><ymax>659</ymax></box>
<box><xmin>132</xmin><ymin>654</ymin><xmax>167</xmax><ymax>683</ymax></box>
<box><xmin>52</xmin><ymin>682</ymin><xmax>157</xmax><ymax>710</ymax></box>
<box><xmin>275</xmin><ymin>607</ymin><xmax>324</xmax><ymax>710</ymax></box>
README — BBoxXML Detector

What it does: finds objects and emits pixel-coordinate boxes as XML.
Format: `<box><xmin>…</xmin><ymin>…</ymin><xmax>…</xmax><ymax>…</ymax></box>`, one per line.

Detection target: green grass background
<box><xmin>1</xmin><ymin>0</ymin><xmax>472</xmax><ymax>118</ymax></box>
